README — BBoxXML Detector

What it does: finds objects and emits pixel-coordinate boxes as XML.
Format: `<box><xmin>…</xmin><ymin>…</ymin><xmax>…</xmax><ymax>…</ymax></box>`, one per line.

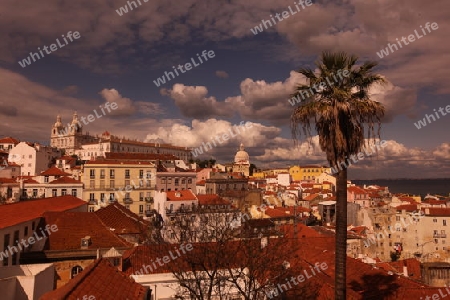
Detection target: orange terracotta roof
<box><xmin>422</xmin><ymin>198</ymin><xmax>444</xmax><ymax>205</ymax></box>
<box><xmin>0</xmin><ymin>195</ymin><xmax>86</xmax><ymax>229</ymax></box>
<box><xmin>40</xmin><ymin>259</ymin><xmax>149</xmax><ymax>300</ymax></box>
<box><xmin>0</xmin><ymin>177</ymin><xmax>17</xmax><ymax>184</ymax></box>
<box><xmin>196</xmin><ymin>194</ymin><xmax>230</xmax><ymax>206</ymax></box>
<box><xmin>196</xmin><ymin>180</ymin><xmax>206</xmax><ymax>185</ymax></box>
<box><xmin>421</xmin><ymin>207</ymin><xmax>450</xmax><ymax>216</ymax></box>
<box><xmin>40</xmin><ymin>166</ymin><xmax>71</xmax><ymax>176</ymax></box>
<box><xmin>0</xmin><ymin>137</ymin><xmax>20</xmax><ymax>144</ymax></box>
<box><xmin>166</xmin><ymin>190</ymin><xmax>197</xmax><ymax>201</ymax></box>
<box><xmin>347</xmin><ymin>186</ymin><xmax>368</xmax><ymax>194</ymax></box>
<box><xmin>399</xmin><ymin>196</ymin><xmax>416</xmax><ymax>204</ymax></box>
<box><xmin>22</xmin><ymin>178</ymin><xmax>39</xmax><ymax>184</ymax></box>
<box><xmin>42</xmin><ymin>211</ymin><xmax>132</xmax><ymax>250</ymax></box>
<box><xmin>303</xmin><ymin>193</ymin><xmax>321</xmax><ymax>201</ymax></box>
<box><xmin>396</xmin><ymin>204</ymin><xmax>418</xmax><ymax>212</ymax></box>
<box><xmin>49</xmin><ymin>176</ymin><xmax>82</xmax><ymax>184</ymax></box>
<box><xmin>95</xmin><ymin>203</ymin><xmax>149</xmax><ymax>235</ymax></box>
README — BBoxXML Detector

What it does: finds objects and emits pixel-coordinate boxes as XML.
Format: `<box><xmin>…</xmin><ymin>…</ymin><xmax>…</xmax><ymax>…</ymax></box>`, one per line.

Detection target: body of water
<box><xmin>352</xmin><ymin>178</ymin><xmax>450</xmax><ymax>198</ymax></box>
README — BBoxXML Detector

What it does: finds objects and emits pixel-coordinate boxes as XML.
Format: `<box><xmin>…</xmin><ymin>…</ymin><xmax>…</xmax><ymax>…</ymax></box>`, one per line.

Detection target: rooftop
<box><xmin>0</xmin><ymin>195</ymin><xmax>86</xmax><ymax>229</ymax></box>
<box><xmin>40</xmin><ymin>259</ymin><xmax>149</xmax><ymax>300</ymax></box>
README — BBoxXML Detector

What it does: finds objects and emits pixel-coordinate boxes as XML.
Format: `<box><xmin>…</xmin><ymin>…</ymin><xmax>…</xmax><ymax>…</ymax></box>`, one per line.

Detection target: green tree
<box><xmin>290</xmin><ymin>51</ymin><xmax>385</xmax><ymax>299</ymax></box>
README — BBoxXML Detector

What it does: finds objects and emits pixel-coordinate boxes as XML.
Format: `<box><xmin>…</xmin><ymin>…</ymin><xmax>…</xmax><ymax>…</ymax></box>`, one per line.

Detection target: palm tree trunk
<box><xmin>335</xmin><ymin>168</ymin><xmax>347</xmax><ymax>300</ymax></box>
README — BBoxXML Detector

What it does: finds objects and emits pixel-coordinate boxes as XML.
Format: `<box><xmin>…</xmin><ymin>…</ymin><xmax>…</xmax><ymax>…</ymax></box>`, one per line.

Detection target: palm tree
<box><xmin>290</xmin><ymin>51</ymin><xmax>385</xmax><ymax>299</ymax></box>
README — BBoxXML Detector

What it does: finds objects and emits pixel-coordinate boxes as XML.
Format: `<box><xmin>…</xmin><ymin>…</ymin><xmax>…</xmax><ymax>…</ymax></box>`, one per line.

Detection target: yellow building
<box><xmin>82</xmin><ymin>160</ymin><xmax>156</xmax><ymax>216</ymax></box>
<box><xmin>289</xmin><ymin>165</ymin><xmax>331</xmax><ymax>181</ymax></box>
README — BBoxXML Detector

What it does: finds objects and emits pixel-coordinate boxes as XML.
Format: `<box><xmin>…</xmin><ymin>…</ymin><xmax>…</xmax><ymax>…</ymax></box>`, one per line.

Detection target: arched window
<box><xmin>71</xmin><ymin>265</ymin><xmax>83</xmax><ymax>278</ymax></box>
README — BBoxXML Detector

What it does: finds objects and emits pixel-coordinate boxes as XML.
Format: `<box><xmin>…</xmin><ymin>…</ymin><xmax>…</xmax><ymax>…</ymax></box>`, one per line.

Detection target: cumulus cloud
<box><xmin>99</xmin><ymin>88</ymin><xmax>163</xmax><ymax>116</ymax></box>
<box><xmin>161</xmin><ymin>84</ymin><xmax>234</xmax><ymax>119</ymax></box>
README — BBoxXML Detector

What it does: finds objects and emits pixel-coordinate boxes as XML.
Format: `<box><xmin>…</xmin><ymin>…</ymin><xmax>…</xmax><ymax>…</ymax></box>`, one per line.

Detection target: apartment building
<box><xmin>8</xmin><ymin>142</ymin><xmax>61</xmax><ymax>176</ymax></box>
<box><xmin>21</xmin><ymin>166</ymin><xmax>83</xmax><ymax>200</ymax></box>
<box><xmin>363</xmin><ymin>206</ymin><xmax>450</xmax><ymax>262</ymax></box>
<box><xmin>289</xmin><ymin>165</ymin><xmax>331</xmax><ymax>181</ymax></box>
<box><xmin>154</xmin><ymin>190</ymin><xmax>240</xmax><ymax>243</ymax></box>
<box><xmin>82</xmin><ymin>160</ymin><xmax>156</xmax><ymax>216</ymax></box>
<box><xmin>0</xmin><ymin>137</ymin><xmax>20</xmax><ymax>153</ymax></box>
<box><xmin>205</xmin><ymin>173</ymin><xmax>248</xmax><ymax>195</ymax></box>
<box><xmin>156</xmin><ymin>164</ymin><xmax>196</xmax><ymax>192</ymax></box>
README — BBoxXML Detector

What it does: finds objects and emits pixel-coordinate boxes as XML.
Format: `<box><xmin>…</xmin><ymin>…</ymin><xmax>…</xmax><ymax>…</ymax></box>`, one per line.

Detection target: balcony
<box><xmin>145</xmin><ymin>197</ymin><xmax>154</xmax><ymax>203</ymax></box>
<box><xmin>123</xmin><ymin>198</ymin><xmax>133</xmax><ymax>204</ymax></box>
<box><xmin>88</xmin><ymin>199</ymin><xmax>98</xmax><ymax>205</ymax></box>
<box><xmin>108</xmin><ymin>198</ymin><xmax>117</xmax><ymax>204</ymax></box>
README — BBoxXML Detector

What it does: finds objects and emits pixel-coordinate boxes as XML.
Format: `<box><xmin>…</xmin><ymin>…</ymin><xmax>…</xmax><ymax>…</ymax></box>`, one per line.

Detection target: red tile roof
<box><xmin>421</xmin><ymin>207</ymin><xmax>450</xmax><ymax>216</ymax></box>
<box><xmin>196</xmin><ymin>194</ymin><xmax>230</xmax><ymax>205</ymax></box>
<box><xmin>0</xmin><ymin>195</ymin><xmax>86</xmax><ymax>229</ymax></box>
<box><xmin>347</xmin><ymin>186</ymin><xmax>368</xmax><ymax>195</ymax></box>
<box><xmin>40</xmin><ymin>259</ymin><xmax>149</xmax><ymax>300</ymax></box>
<box><xmin>49</xmin><ymin>176</ymin><xmax>82</xmax><ymax>184</ymax></box>
<box><xmin>0</xmin><ymin>177</ymin><xmax>17</xmax><ymax>184</ymax></box>
<box><xmin>0</xmin><ymin>137</ymin><xmax>20</xmax><ymax>144</ymax></box>
<box><xmin>303</xmin><ymin>193</ymin><xmax>321</xmax><ymax>201</ymax></box>
<box><xmin>166</xmin><ymin>190</ymin><xmax>197</xmax><ymax>201</ymax></box>
<box><xmin>395</xmin><ymin>204</ymin><xmax>418</xmax><ymax>212</ymax></box>
<box><xmin>95</xmin><ymin>203</ymin><xmax>149</xmax><ymax>235</ymax></box>
<box><xmin>42</xmin><ymin>211</ymin><xmax>132</xmax><ymax>250</ymax></box>
<box><xmin>422</xmin><ymin>198</ymin><xmax>444</xmax><ymax>205</ymax></box>
<box><xmin>40</xmin><ymin>166</ymin><xmax>71</xmax><ymax>176</ymax></box>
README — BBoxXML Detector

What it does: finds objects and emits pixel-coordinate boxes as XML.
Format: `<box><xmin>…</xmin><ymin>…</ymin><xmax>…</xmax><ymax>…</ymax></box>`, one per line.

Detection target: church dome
<box><xmin>234</xmin><ymin>143</ymin><xmax>249</xmax><ymax>164</ymax></box>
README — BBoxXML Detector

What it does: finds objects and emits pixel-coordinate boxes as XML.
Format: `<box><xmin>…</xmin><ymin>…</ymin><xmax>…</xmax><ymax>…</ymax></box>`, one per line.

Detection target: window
<box><xmin>125</xmin><ymin>180</ymin><xmax>130</xmax><ymax>188</ymax></box>
<box><xmin>100</xmin><ymin>169</ymin><xmax>105</xmax><ymax>179</ymax></box>
<box><xmin>175</xmin><ymin>179</ymin><xmax>179</xmax><ymax>186</ymax></box>
<box><xmin>71</xmin><ymin>266</ymin><xmax>83</xmax><ymax>278</ymax></box>
<box><xmin>89</xmin><ymin>193</ymin><xmax>95</xmax><ymax>200</ymax></box>
<box><xmin>71</xmin><ymin>189</ymin><xmax>77</xmax><ymax>197</ymax></box>
<box><xmin>110</xmin><ymin>180</ymin><xmax>115</xmax><ymax>188</ymax></box>
<box><xmin>32</xmin><ymin>189</ymin><xmax>38</xmax><ymax>197</ymax></box>
<box><xmin>162</xmin><ymin>178</ymin><xmax>166</xmax><ymax>184</ymax></box>
<box><xmin>139</xmin><ymin>205</ymin><xmax>144</xmax><ymax>213</ymax></box>
<box><xmin>100</xmin><ymin>193</ymin><xmax>105</xmax><ymax>202</ymax></box>
<box><xmin>182</xmin><ymin>178</ymin><xmax>186</xmax><ymax>184</ymax></box>
<box><xmin>444</xmin><ymin>220</ymin><xmax>447</xmax><ymax>226</ymax></box>
<box><xmin>110</xmin><ymin>169</ymin><xmax>115</xmax><ymax>178</ymax></box>
<box><xmin>125</xmin><ymin>169</ymin><xmax>130</xmax><ymax>179</ymax></box>
<box><xmin>89</xmin><ymin>207</ymin><xmax>95</xmax><ymax>212</ymax></box>
<box><xmin>90</xmin><ymin>180</ymin><xmax>95</xmax><ymax>188</ymax></box>
<box><xmin>61</xmin><ymin>189</ymin><xmax>67</xmax><ymax>195</ymax></box>
<box><xmin>24</xmin><ymin>226</ymin><xmax>28</xmax><ymax>236</ymax></box>
<box><xmin>44</xmin><ymin>176</ymin><xmax>49</xmax><ymax>183</ymax></box>
<box><xmin>139</xmin><ymin>192</ymin><xmax>144</xmax><ymax>201</ymax></box>
<box><xmin>109</xmin><ymin>193</ymin><xmax>115</xmax><ymax>201</ymax></box>
<box><xmin>188</xmin><ymin>179</ymin><xmax>192</xmax><ymax>184</ymax></box>
<box><xmin>434</xmin><ymin>218</ymin><xmax>438</xmax><ymax>223</ymax></box>
<box><xmin>90</xmin><ymin>169</ymin><xmax>95</xmax><ymax>178</ymax></box>
<box><xmin>139</xmin><ymin>170</ymin><xmax>144</xmax><ymax>179</ymax></box>
<box><xmin>52</xmin><ymin>189</ymin><xmax>57</xmax><ymax>196</ymax></box>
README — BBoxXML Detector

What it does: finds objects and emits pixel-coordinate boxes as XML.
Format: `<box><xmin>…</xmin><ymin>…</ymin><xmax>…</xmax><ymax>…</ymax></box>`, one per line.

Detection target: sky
<box><xmin>0</xmin><ymin>0</ymin><xmax>449</xmax><ymax>179</ymax></box>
